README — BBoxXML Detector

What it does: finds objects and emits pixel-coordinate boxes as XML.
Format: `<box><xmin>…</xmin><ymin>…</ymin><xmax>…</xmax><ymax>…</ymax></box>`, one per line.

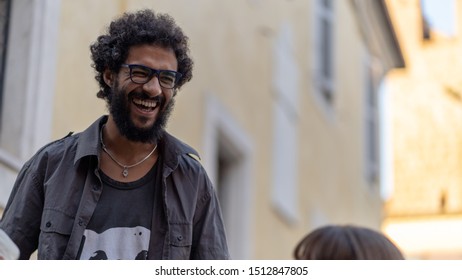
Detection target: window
<box><xmin>203</xmin><ymin>96</ymin><xmax>253</xmax><ymax>259</ymax></box>
<box><xmin>315</xmin><ymin>0</ymin><xmax>335</xmax><ymax>105</ymax></box>
<box><xmin>364</xmin><ymin>54</ymin><xmax>379</xmax><ymax>184</ymax></box>
<box><xmin>271</xmin><ymin>22</ymin><xmax>299</xmax><ymax>223</ymax></box>
<box><xmin>379</xmin><ymin>80</ymin><xmax>394</xmax><ymax>200</ymax></box>
<box><xmin>0</xmin><ymin>0</ymin><xmax>60</xmax><ymax>160</ymax></box>
<box><xmin>0</xmin><ymin>0</ymin><xmax>60</xmax><ymax>211</ymax></box>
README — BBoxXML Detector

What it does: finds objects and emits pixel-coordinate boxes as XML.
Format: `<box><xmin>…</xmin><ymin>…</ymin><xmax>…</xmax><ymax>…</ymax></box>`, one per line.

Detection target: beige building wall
<box><xmin>0</xmin><ymin>0</ymin><xmax>403</xmax><ymax>259</ymax></box>
<box><xmin>384</xmin><ymin>0</ymin><xmax>462</xmax><ymax>259</ymax></box>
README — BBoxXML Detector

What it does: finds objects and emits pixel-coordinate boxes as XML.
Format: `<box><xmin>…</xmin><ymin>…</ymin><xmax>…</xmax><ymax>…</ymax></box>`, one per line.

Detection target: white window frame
<box><xmin>203</xmin><ymin>95</ymin><xmax>254</xmax><ymax>260</ymax></box>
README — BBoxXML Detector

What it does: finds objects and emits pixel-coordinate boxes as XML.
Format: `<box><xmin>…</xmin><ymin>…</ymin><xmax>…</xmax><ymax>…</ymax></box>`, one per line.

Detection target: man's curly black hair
<box><xmin>90</xmin><ymin>9</ymin><xmax>193</xmax><ymax>101</ymax></box>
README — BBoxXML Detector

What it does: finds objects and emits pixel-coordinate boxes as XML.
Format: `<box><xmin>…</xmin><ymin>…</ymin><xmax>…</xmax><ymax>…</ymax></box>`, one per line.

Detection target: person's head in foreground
<box><xmin>293</xmin><ymin>224</ymin><xmax>404</xmax><ymax>260</ymax></box>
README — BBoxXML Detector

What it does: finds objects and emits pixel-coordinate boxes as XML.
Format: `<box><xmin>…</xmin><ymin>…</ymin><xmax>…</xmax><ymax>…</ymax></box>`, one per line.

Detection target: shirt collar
<box><xmin>73</xmin><ymin>115</ymin><xmax>200</xmax><ymax>168</ymax></box>
<box><xmin>73</xmin><ymin>115</ymin><xmax>107</xmax><ymax>165</ymax></box>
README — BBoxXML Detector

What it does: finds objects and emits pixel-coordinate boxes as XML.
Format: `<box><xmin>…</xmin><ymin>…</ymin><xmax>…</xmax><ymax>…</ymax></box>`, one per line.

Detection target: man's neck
<box><xmin>99</xmin><ymin>116</ymin><xmax>159</xmax><ymax>182</ymax></box>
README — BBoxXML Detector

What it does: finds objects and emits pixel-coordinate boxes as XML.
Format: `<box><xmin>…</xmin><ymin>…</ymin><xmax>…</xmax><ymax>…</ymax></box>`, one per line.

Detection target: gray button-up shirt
<box><xmin>0</xmin><ymin>116</ymin><xmax>229</xmax><ymax>259</ymax></box>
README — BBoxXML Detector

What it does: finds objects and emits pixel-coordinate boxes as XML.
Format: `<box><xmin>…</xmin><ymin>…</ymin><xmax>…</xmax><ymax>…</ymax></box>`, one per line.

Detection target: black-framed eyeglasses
<box><xmin>121</xmin><ymin>64</ymin><xmax>182</xmax><ymax>89</ymax></box>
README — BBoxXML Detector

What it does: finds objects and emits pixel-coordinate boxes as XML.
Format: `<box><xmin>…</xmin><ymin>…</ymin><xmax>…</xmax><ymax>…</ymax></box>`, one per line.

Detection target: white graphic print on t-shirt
<box><xmin>79</xmin><ymin>226</ymin><xmax>150</xmax><ymax>260</ymax></box>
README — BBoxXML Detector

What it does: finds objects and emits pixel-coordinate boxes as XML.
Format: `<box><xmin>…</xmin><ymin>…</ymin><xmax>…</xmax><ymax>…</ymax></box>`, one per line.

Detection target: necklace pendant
<box><xmin>122</xmin><ymin>168</ymin><xmax>129</xmax><ymax>178</ymax></box>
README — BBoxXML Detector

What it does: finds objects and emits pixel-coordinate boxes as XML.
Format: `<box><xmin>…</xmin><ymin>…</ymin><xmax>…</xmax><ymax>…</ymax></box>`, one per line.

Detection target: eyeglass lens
<box><xmin>128</xmin><ymin>65</ymin><xmax>180</xmax><ymax>89</ymax></box>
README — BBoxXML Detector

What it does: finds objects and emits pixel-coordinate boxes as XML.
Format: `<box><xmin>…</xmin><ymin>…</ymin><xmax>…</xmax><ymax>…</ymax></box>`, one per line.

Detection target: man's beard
<box><xmin>107</xmin><ymin>83</ymin><xmax>175</xmax><ymax>144</ymax></box>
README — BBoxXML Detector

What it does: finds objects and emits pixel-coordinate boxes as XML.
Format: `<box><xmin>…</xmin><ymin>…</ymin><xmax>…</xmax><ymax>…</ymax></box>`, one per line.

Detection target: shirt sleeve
<box><xmin>190</xmin><ymin>167</ymin><xmax>230</xmax><ymax>260</ymax></box>
<box><xmin>0</xmin><ymin>159</ymin><xmax>44</xmax><ymax>259</ymax></box>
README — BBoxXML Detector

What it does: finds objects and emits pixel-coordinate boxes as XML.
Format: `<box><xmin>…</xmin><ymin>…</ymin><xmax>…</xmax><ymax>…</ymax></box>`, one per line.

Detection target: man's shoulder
<box><xmin>162</xmin><ymin>132</ymin><xmax>200</xmax><ymax>161</ymax></box>
<box><xmin>26</xmin><ymin>132</ymin><xmax>78</xmax><ymax>165</ymax></box>
<box><xmin>161</xmin><ymin>132</ymin><xmax>206</xmax><ymax>176</ymax></box>
<box><xmin>30</xmin><ymin>116</ymin><xmax>105</xmax><ymax>164</ymax></box>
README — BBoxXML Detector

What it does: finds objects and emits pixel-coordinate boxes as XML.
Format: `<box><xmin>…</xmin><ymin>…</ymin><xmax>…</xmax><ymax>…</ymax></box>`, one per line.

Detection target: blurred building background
<box><xmin>383</xmin><ymin>0</ymin><xmax>462</xmax><ymax>259</ymax></box>
<box><xmin>0</xmin><ymin>0</ymin><xmax>456</xmax><ymax>260</ymax></box>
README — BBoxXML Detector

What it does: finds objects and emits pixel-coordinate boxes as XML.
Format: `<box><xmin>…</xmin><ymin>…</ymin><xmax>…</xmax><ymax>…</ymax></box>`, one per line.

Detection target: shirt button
<box><xmin>92</xmin><ymin>185</ymin><xmax>99</xmax><ymax>191</ymax></box>
<box><xmin>177</xmin><ymin>235</ymin><xmax>183</xmax><ymax>241</ymax></box>
<box><xmin>78</xmin><ymin>220</ymin><xmax>84</xmax><ymax>226</ymax></box>
<box><xmin>45</xmin><ymin>222</ymin><xmax>52</xmax><ymax>228</ymax></box>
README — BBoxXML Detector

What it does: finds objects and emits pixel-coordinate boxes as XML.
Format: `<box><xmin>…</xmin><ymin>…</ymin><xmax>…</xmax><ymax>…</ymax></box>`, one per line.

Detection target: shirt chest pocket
<box><xmin>38</xmin><ymin>208</ymin><xmax>75</xmax><ymax>259</ymax></box>
<box><xmin>169</xmin><ymin>223</ymin><xmax>192</xmax><ymax>259</ymax></box>
<box><xmin>40</xmin><ymin>208</ymin><xmax>75</xmax><ymax>234</ymax></box>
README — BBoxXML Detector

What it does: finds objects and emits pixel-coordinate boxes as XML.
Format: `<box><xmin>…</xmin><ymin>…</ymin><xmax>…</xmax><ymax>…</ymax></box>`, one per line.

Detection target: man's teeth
<box><xmin>133</xmin><ymin>98</ymin><xmax>157</xmax><ymax>108</ymax></box>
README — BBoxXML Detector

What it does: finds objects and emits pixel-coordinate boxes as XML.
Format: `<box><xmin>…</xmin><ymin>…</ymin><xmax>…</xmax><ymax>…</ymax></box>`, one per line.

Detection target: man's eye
<box><xmin>131</xmin><ymin>69</ymin><xmax>149</xmax><ymax>77</ymax></box>
<box><xmin>160</xmin><ymin>76</ymin><xmax>174</xmax><ymax>83</ymax></box>
<box><xmin>160</xmin><ymin>72</ymin><xmax>176</xmax><ymax>82</ymax></box>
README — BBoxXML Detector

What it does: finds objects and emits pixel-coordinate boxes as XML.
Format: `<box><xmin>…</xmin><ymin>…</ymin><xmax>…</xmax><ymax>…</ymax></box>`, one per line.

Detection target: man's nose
<box><xmin>142</xmin><ymin>75</ymin><xmax>162</xmax><ymax>96</ymax></box>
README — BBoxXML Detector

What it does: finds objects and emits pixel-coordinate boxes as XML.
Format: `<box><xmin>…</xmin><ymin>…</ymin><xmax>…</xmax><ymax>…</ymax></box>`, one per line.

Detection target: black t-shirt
<box><xmin>77</xmin><ymin>162</ymin><xmax>158</xmax><ymax>260</ymax></box>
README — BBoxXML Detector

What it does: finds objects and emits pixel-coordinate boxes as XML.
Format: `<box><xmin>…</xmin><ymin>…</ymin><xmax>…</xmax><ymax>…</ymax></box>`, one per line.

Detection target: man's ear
<box><xmin>103</xmin><ymin>69</ymin><xmax>114</xmax><ymax>87</ymax></box>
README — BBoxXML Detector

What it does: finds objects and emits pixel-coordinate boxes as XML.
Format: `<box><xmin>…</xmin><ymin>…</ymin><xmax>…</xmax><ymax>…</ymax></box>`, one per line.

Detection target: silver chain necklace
<box><xmin>100</xmin><ymin>125</ymin><xmax>157</xmax><ymax>178</ymax></box>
